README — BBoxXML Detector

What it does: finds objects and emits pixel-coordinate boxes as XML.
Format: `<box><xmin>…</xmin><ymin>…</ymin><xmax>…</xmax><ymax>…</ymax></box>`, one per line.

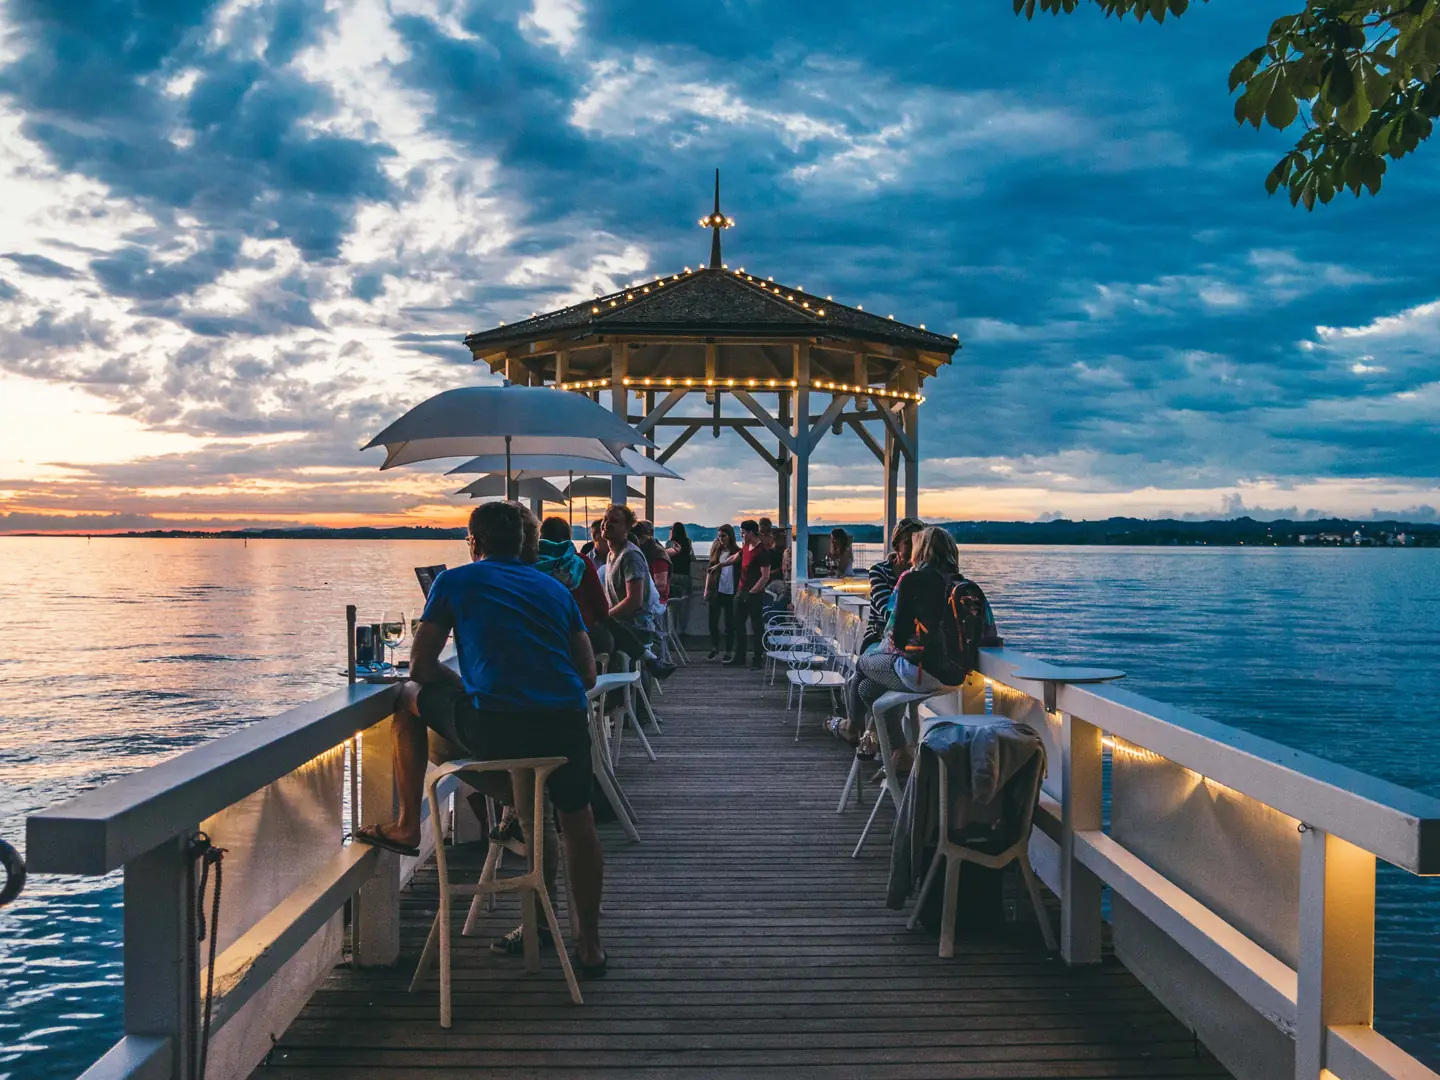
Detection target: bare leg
<box><xmin>372</xmin><ymin>680</ymin><xmax>426</xmax><ymax>848</ymax></box>
<box><xmin>557</xmin><ymin>805</ymin><xmax>605</xmax><ymax>965</ymax></box>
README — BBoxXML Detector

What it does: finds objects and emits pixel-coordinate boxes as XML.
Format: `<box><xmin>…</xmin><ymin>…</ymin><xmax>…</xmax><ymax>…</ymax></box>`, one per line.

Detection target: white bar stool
<box><xmin>410</xmin><ymin>757</ymin><xmax>583</xmax><ymax>1025</ymax></box>
<box><xmin>850</xmin><ymin>687</ymin><xmax>957</xmax><ymax>858</ymax></box>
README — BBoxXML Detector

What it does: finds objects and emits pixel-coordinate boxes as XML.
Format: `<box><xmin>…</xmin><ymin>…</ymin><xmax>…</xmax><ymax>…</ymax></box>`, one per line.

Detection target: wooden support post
<box><xmin>609</xmin><ymin>342</ymin><xmax>627</xmax><ymax>506</ymax></box>
<box><xmin>355</xmin><ymin>717</ymin><xmax>400</xmax><ymax>967</ymax></box>
<box><xmin>555</xmin><ymin>349</ymin><xmax>569</xmax><ymax>387</ymax></box>
<box><xmin>778</xmin><ymin>390</ymin><xmax>791</xmax><ymax>531</ymax></box>
<box><xmin>900</xmin><ymin>361</ymin><xmax>919</xmax><ymax>520</ymax></box>
<box><xmin>853</xmin><ymin>352</ymin><xmax>868</xmax><ymax>409</ymax></box>
<box><xmin>791</xmin><ymin>345</ymin><xmax>810</xmax><ymax>592</ymax></box>
<box><xmin>883</xmin><ymin>428</ymin><xmax>898</xmax><ymax>542</ymax></box>
<box><xmin>1061</xmin><ymin>712</ymin><xmax>1104</xmax><ymax>965</ymax></box>
<box><xmin>644</xmin><ymin>390</ymin><xmax>656</xmax><ymax>523</ymax></box>
<box><xmin>1296</xmin><ymin>828</ymin><xmax>1376</xmax><ymax>1080</ymax></box>
<box><xmin>123</xmin><ymin>834</ymin><xmax>197</xmax><ymax>1079</ymax></box>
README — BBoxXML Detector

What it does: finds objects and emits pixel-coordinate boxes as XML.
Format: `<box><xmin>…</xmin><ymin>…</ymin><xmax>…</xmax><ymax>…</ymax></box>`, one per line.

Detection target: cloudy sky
<box><xmin>0</xmin><ymin>0</ymin><xmax>1437</xmax><ymax>533</ymax></box>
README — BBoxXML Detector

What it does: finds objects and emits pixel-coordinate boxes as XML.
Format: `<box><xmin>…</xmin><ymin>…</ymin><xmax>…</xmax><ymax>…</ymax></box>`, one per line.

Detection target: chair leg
<box><xmin>628</xmin><ymin>708</ymin><xmax>657</xmax><ymax>762</ymax></box>
<box><xmin>593</xmin><ymin>761</ymin><xmax>641</xmax><ymax>842</ymax></box>
<box><xmin>794</xmin><ymin>686</ymin><xmax>805</xmax><ymax>742</ymax></box>
<box><xmin>908</xmin><ymin>848</ymin><xmax>945</xmax><ymax>931</ymax></box>
<box><xmin>409</xmin><ymin>911</ymin><xmax>440</xmax><ymax>992</ymax></box>
<box><xmin>537</xmin><ymin>887</ymin><xmax>584</xmax><ymax>1005</ymax></box>
<box><xmin>1020</xmin><ymin>858</ymin><xmax>1058</xmax><ymax>952</ymax></box>
<box><xmin>852</xmin><ymin>786</ymin><xmax>888</xmax><ymax>858</ymax></box>
<box><xmin>463</xmin><ymin>839</ymin><xmax>504</xmax><ymax>935</ymax></box>
<box><xmin>939</xmin><ymin>854</ymin><xmax>962</xmax><ymax>959</ymax></box>
<box><xmin>636</xmin><ymin>679</ymin><xmax>663</xmax><ymax>731</ymax></box>
<box><xmin>520</xmin><ymin>889</ymin><xmax>540</xmax><ymax>973</ymax></box>
<box><xmin>431</xmin><ymin>788</ymin><xmax>454</xmax><ymax>1027</ymax></box>
<box><xmin>836</xmin><ymin>755</ymin><xmax>861</xmax><ymax>814</ymax></box>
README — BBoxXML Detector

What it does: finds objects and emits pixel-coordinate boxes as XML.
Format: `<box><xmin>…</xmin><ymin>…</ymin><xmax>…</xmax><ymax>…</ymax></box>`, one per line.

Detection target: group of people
<box><xmin>355</xmin><ymin>499</ymin><xmax>995</xmax><ymax>983</ymax></box>
<box><xmin>701</xmin><ymin>517</ymin><xmax>791</xmax><ymax>667</ymax></box>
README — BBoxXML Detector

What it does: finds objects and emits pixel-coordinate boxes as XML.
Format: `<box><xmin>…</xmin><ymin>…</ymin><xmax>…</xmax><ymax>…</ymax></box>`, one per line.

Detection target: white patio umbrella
<box><xmin>562</xmin><ymin>477</ymin><xmax>643</xmax><ymax>500</ymax></box>
<box><xmin>445</xmin><ymin>450</ymin><xmax>681</xmax><ymax>481</ymax></box>
<box><xmin>363</xmin><ymin>387</ymin><xmax>656</xmax><ymax>496</ymax></box>
<box><xmin>454</xmin><ymin>475</ymin><xmax>568</xmax><ymax>503</ymax></box>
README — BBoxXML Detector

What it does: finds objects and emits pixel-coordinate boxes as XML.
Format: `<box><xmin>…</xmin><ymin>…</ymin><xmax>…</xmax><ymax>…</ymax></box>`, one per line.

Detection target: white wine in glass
<box><xmin>380</xmin><ymin>612</ymin><xmax>406</xmax><ymax>669</ymax></box>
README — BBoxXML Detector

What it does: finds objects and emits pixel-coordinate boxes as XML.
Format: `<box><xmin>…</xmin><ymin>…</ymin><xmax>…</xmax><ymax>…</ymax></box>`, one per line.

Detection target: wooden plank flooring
<box><xmin>259</xmin><ymin>655</ymin><xmax>1232</xmax><ymax>1079</ymax></box>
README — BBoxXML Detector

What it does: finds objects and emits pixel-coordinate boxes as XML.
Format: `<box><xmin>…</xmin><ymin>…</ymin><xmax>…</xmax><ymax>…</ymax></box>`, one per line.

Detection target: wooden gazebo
<box><xmin>464</xmin><ymin>175</ymin><xmax>959</xmax><ymax>581</ymax></box>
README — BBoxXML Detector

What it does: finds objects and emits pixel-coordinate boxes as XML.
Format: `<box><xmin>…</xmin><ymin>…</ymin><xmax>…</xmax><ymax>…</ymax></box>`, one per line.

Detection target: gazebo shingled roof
<box><xmin>464</xmin><ymin>266</ymin><xmax>960</xmax><ymax>356</ymax></box>
<box><xmin>459</xmin><ymin>173</ymin><xmax>960</xmax><ymax>585</ymax></box>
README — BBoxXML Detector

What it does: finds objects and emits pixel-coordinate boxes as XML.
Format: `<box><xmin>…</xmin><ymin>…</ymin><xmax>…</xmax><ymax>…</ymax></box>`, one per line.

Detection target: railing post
<box><xmin>1295</xmin><ymin>826</ymin><xmax>1375</xmax><ymax>1080</ymax></box>
<box><xmin>124</xmin><ymin>833</ymin><xmax>197</xmax><ymax>1079</ymax></box>
<box><xmin>1060</xmin><ymin>711</ymin><xmax>1103</xmax><ymax>965</ymax></box>
<box><xmin>354</xmin><ymin>718</ymin><xmax>401</xmax><ymax>967</ymax></box>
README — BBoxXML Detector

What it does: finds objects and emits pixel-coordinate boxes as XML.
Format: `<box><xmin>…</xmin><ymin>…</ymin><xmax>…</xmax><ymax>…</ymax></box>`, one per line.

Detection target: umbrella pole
<box><xmin>505</xmin><ymin>435</ymin><xmax>514</xmax><ymax>501</ymax></box>
<box><xmin>568</xmin><ymin>471</ymin><xmax>574</xmax><ymax>530</ymax></box>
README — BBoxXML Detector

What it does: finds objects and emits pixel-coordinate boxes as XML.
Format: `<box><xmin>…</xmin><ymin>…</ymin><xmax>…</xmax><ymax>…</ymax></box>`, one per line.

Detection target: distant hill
<box><xmin>81</xmin><ymin>516</ymin><xmax>1439</xmax><ymax>546</ymax></box>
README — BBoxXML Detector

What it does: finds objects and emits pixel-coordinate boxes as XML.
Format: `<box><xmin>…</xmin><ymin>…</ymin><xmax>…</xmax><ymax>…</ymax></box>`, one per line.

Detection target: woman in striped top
<box><xmin>860</xmin><ymin>517</ymin><xmax>925</xmax><ymax>653</ymax></box>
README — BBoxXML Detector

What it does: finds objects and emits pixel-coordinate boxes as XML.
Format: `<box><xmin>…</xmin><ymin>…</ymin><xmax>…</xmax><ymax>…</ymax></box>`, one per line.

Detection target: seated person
<box><xmin>861</xmin><ymin>517</ymin><xmax>925</xmax><ymax>653</ymax></box>
<box><xmin>356</xmin><ymin>501</ymin><xmax>607</xmax><ymax>976</ymax></box>
<box><xmin>536</xmin><ymin>515</ymin><xmax>612</xmax><ymax>660</ymax></box>
<box><xmin>602</xmin><ymin>504</ymin><xmax>674</xmax><ymax>679</ymax></box>
<box><xmin>834</xmin><ymin>527</ymin><xmax>984</xmax><ymax>776</ymax></box>
<box><xmin>632</xmin><ymin>520</ymin><xmax>672</xmax><ymax>603</ymax></box>
<box><xmin>827</xmin><ymin>527</ymin><xmax>854</xmax><ymax>577</ymax></box>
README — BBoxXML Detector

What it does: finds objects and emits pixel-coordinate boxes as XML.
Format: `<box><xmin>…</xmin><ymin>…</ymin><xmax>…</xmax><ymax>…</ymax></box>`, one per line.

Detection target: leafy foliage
<box><xmin>1013</xmin><ymin>0</ymin><xmax>1440</xmax><ymax>207</ymax></box>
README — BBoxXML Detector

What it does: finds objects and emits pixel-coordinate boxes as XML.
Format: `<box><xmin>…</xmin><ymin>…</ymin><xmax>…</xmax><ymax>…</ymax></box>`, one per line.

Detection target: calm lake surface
<box><xmin>2</xmin><ymin>538</ymin><xmax>1438</xmax><ymax>1078</ymax></box>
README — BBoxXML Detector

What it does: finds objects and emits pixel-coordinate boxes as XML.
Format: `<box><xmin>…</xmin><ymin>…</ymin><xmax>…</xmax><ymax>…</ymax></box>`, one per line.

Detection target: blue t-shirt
<box><xmin>420</xmin><ymin>557</ymin><xmax>588</xmax><ymax>713</ymax></box>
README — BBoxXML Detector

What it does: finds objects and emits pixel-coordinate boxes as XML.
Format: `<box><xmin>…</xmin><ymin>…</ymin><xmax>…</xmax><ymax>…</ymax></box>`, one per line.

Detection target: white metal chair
<box><xmin>587</xmin><ymin>670</ymin><xmax>641</xmax><ymax>842</ymax></box>
<box><xmin>660</xmin><ymin>600</ymin><xmax>690</xmax><ymax>665</ymax></box>
<box><xmin>850</xmin><ymin>687</ymin><xmax>959</xmax><ymax>857</ymax></box>
<box><xmin>907</xmin><ymin>749</ymin><xmax>1057</xmax><ymax>958</ymax></box>
<box><xmin>786</xmin><ymin>638</ymin><xmax>848</xmax><ymax>740</ymax></box>
<box><xmin>410</xmin><ymin>757</ymin><xmax>583</xmax><ymax>1025</ymax></box>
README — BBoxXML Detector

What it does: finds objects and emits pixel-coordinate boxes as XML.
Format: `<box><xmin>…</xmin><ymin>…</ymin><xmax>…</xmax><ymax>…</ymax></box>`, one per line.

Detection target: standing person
<box><xmin>704</xmin><ymin>524</ymin><xmax>741</xmax><ymax>661</ymax></box>
<box><xmin>861</xmin><ymin>518</ymin><xmax>925</xmax><ymax>652</ymax></box>
<box><xmin>665</xmin><ymin>523</ymin><xmax>694</xmax><ymax>601</ymax></box>
<box><xmin>828</xmin><ymin>528</ymin><xmax>854</xmax><ymax>577</ymax></box>
<box><xmin>725</xmin><ymin>519</ymin><xmax>772</xmax><ymax>669</ymax></box>
<box><xmin>355</xmin><ymin>501</ymin><xmax>607</xmax><ymax>975</ymax></box>
<box><xmin>764</xmin><ymin>526</ymin><xmax>790</xmax><ymax>610</ymax></box>
<box><xmin>601</xmin><ymin>504</ymin><xmax>674</xmax><ymax>678</ymax></box>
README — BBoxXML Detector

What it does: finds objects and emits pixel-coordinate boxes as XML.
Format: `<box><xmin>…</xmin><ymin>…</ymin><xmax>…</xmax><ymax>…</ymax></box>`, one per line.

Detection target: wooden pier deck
<box><xmin>260</xmin><ymin>658</ymin><xmax>1232</xmax><ymax>1080</ymax></box>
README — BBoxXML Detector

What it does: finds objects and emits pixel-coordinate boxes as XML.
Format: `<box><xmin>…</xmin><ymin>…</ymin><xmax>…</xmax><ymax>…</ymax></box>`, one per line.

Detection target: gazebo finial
<box><xmin>699</xmin><ymin>168</ymin><xmax>733</xmax><ymax>269</ymax></box>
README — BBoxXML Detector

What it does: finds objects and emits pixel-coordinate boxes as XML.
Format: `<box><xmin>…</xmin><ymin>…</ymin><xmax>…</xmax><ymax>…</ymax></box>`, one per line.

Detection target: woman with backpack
<box><xmin>826</xmin><ymin>526</ymin><xmax>996</xmax><ymax>775</ymax></box>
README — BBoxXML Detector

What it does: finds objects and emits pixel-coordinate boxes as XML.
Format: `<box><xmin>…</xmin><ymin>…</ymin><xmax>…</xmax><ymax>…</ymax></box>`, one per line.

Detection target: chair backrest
<box><xmin>935</xmin><ymin>741</ymin><xmax>1046</xmax><ymax>860</ymax></box>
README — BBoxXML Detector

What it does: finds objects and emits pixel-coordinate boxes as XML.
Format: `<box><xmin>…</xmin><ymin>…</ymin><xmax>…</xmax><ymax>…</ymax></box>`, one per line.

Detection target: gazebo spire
<box><xmin>699</xmin><ymin>168</ymin><xmax>733</xmax><ymax>269</ymax></box>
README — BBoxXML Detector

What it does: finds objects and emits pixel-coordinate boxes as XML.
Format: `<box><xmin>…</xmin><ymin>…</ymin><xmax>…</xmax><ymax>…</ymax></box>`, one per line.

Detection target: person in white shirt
<box><xmin>704</xmin><ymin>523</ymin><xmax>741</xmax><ymax>661</ymax></box>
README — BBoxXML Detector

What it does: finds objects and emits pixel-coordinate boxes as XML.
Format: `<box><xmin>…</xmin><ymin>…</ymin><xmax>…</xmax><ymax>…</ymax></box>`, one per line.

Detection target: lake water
<box><xmin>2</xmin><ymin>538</ymin><xmax>1438</xmax><ymax>1078</ymax></box>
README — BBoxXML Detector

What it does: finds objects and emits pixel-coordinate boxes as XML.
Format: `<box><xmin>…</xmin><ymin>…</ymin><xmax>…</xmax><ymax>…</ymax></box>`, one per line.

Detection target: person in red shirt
<box><xmin>726</xmin><ymin>519</ymin><xmax>772</xmax><ymax>669</ymax></box>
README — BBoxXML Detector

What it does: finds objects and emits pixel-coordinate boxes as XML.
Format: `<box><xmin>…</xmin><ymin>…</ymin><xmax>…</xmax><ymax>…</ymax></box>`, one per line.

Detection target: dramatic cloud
<box><xmin>0</xmin><ymin>0</ymin><xmax>1437</xmax><ymax>531</ymax></box>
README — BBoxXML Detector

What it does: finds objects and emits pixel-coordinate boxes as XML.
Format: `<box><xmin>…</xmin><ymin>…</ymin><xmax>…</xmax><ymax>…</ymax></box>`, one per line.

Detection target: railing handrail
<box><xmin>26</xmin><ymin>680</ymin><xmax>399</xmax><ymax>876</ymax></box>
<box><xmin>975</xmin><ymin>646</ymin><xmax>1440</xmax><ymax>876</ymax></box>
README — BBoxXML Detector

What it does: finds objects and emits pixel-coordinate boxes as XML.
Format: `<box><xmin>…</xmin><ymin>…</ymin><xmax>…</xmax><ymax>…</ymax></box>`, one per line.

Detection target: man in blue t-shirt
<box><xmin>356</xmin><ymin>501</ymin><xmax>607</xmax><ymax>976</ymax></box>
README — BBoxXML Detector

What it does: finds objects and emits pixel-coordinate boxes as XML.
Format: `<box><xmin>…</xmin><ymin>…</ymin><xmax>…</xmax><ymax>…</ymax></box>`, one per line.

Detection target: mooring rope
<box><xmin>189</xmin><ymin>832</ymin><xmax>227</xmax><ymax>1080</ymax></box>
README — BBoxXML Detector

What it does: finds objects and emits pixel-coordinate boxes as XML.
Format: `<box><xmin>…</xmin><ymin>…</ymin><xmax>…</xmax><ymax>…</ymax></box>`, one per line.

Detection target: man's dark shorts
<box><xmin>417</xmin><ymin>683</ymin><xmax>593</xmax><ymax>814</ymax></box>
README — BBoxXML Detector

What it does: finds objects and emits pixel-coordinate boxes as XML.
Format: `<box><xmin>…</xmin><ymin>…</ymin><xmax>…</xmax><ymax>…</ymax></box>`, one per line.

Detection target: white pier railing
<box><xmin>799</xmin><ymin>580</ymin><xmax>1440</xmax><ymax>1080</ymax></box>
<box><xmin>24</xmin><ymin>679</ymin><xmax>477</xmax><ymax>1080</ymax></box>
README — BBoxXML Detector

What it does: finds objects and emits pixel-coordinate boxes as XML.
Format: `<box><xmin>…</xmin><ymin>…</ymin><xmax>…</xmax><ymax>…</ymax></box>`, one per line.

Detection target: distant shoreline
<box><xmin>5</xmin><ymin>516</ymin><xmax>1437</xmax><ymax>547</ymax></box>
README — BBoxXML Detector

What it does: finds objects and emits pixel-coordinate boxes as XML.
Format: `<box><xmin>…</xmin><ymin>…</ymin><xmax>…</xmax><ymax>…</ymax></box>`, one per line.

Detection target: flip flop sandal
<box><xmin>349</xmin><ymin>825</ymin><xmax>420</xmax><ymax>857</ymax></box>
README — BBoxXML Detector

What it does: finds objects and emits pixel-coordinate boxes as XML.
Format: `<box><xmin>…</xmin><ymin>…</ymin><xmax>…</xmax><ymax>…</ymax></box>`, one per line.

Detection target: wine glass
<box><xmin>380</xmin><ymin>612</ymin><xmax>406</xmax><ymax>671</ymax></box>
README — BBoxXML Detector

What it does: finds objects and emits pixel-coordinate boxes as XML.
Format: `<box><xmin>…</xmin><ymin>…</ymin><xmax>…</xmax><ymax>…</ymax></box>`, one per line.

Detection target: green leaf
<box><xmin>1266</xmin><ymin>73</ymin><xmax>1299</xmax><ymax>127</ymax></box>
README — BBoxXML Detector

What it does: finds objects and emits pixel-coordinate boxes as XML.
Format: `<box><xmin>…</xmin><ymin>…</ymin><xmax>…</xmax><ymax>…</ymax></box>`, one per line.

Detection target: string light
<box><xmin>550</xmin><ymin>376</ymin><xmax>925</xmax><ymax>403</ymax></box>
